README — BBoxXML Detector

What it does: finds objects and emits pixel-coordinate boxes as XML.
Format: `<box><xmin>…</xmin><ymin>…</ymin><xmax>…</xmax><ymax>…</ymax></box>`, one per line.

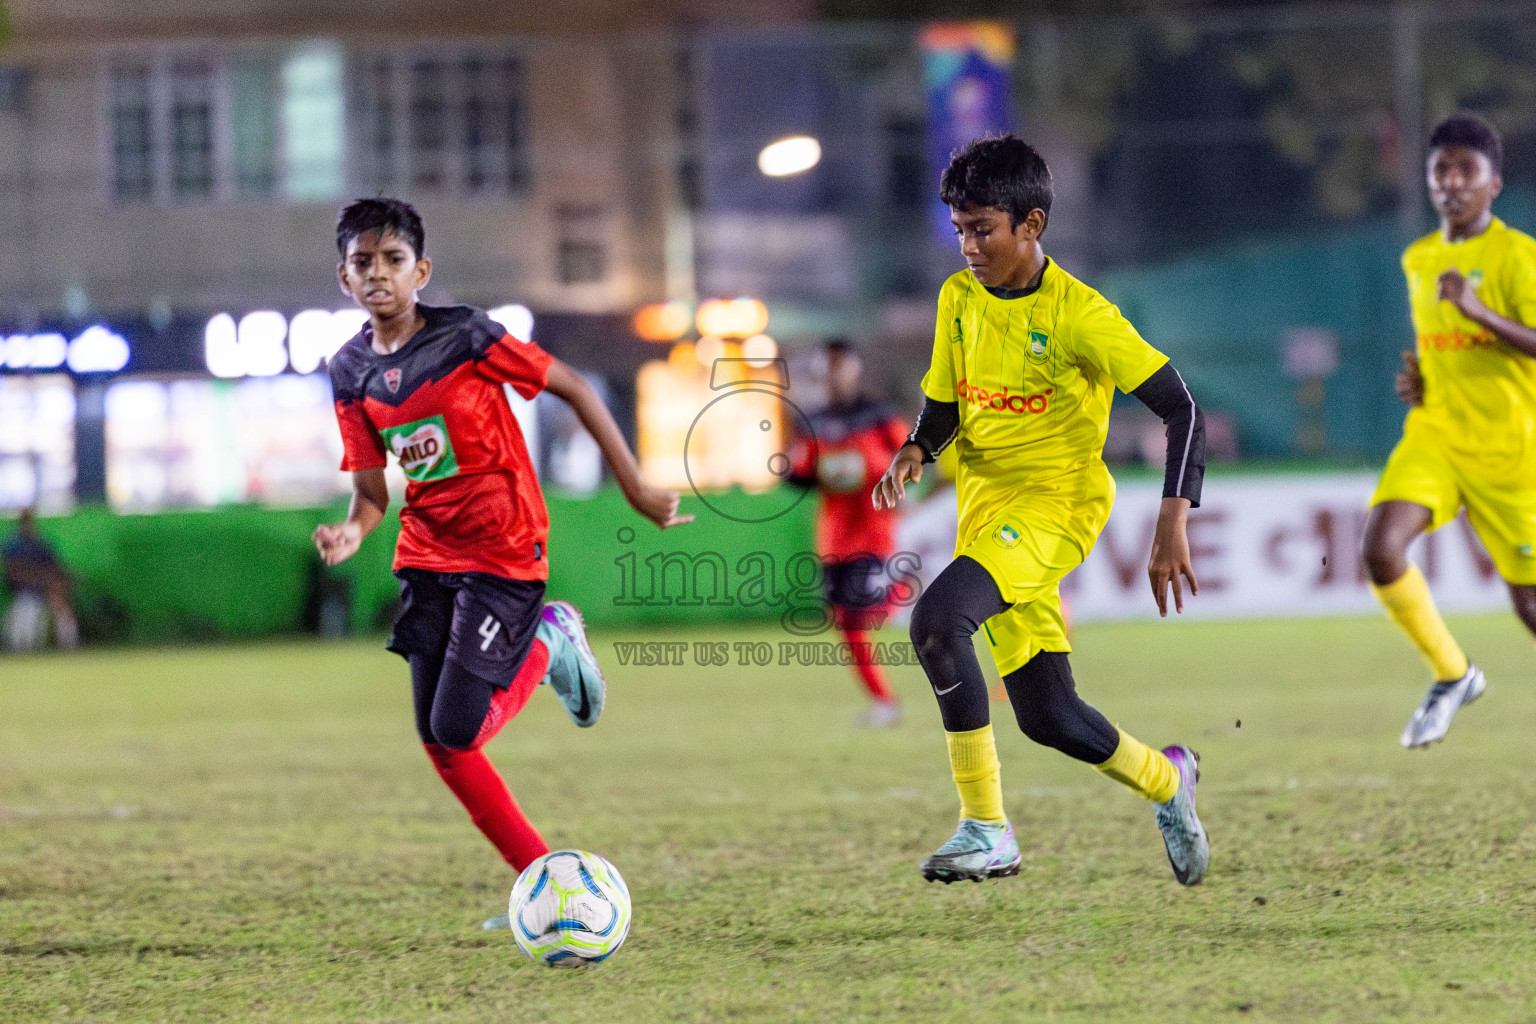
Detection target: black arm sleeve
<box><xmin>1130</xmin><ymin>362</ymin><xmax>1205</xmax><ymax>507</ymax></box>
<box><xmin>906</xmin><ymin>396</ymin><xmax>960</xmax><ymax>463</ymax></box>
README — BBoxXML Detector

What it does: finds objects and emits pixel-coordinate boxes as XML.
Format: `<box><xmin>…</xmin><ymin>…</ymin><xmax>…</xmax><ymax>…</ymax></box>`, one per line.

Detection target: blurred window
<box><xmin>462</xmin><ymin>56</ymin><xmax>529</xmax><ymax>195</ymax></box>
<box><xmin>409</xmin><ymin>59</ymin><xmax>449</xmax><ymax>191</ymax></box>
<box><xmin>556</xmin><ymin>205</ymin><xmax>610</xmax><ymax>285</ymax></box>
<box><xmin>231</xmin><ymin>58</ymin><xmax>278</xmax><ymax>196</ymax></box>
<box><xmin>105</xmin><ymin>43</ymin><xmax>342</xmax><ymax>206</ymax></box>
<box><xmin>351</xmin><ymin>47</ymin><xmax>530</xmax><ymax>199</ymax></box>
<box><xmin>357</xmin><ymin>56</ymin><xmax>396</xmax><ymax>192</ymax></box>
<box><xmin>0</xmin><ymin>376</ymin><xmax>75</xmax><ymax>513</ymax></box>
<box><xmin>105</xmin><ymin>43</ymin><xmax>529</xmax><ymax>205</ymax></box>
<box><xmin>169</xmin><ymin>60</ymin><xmax>214</xmax><ymax>200</ymax></box>
<box><xmin>282</xmin><ymin>44</ymin><xmax>345</xmax><ymax>201</ymax></box>
<box><xmin>110</xmin><ymin>66</ymin><xmax>154</xmax><ymax>201</ymax></box>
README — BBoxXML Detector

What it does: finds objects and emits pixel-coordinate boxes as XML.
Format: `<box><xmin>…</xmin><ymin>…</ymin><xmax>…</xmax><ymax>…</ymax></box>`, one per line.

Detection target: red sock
<box><xmin>472</xmin><ymin>639</ymin><xmax>550</xmax><ymax>748</ymax></box>
<box><xmin>841</xmin><ymin>627</ymin><xmax>896</xmax><ymax>703</ymax></box>
<box><xmin>425</xmin><ymin>744</ymin><xmax>550</xmax><ymax>870</ymax></box>
<box><xmin>423</xmin><ymin>639</ymin><xmax>555</xmax><ymax>871</ymax></box>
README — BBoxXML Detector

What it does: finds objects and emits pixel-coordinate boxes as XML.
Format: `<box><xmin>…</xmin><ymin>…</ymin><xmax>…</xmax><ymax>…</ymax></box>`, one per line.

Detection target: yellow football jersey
<box><xmin>921</xmin><ymin>259</ymin><xmax>1168</xmax><ymax>554</ymax></box>
<box><xmin>1401</xmin><ymin>217</ymin><xmax>1536</xmax><ymax>475</ymax></box>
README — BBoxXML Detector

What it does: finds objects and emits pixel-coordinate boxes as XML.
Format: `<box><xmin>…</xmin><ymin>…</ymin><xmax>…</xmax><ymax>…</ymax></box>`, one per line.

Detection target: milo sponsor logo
<box><xmin>381</xmin><ymin>415</ymin><xmax>460</xmax><ymax>482</ymax></box>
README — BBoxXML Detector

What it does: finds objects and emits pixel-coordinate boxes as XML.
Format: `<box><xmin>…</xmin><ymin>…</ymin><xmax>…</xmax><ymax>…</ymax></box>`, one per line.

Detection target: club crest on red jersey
<box><xmin>383</xmin><ymin>367</ymin><xmax>403</xmax><ymax>393</ymax></box>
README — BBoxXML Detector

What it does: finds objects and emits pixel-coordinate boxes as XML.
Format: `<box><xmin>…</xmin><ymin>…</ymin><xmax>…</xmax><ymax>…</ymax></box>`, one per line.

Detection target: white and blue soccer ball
<box><xmin>509</xmin><ymin>850</ymin><xmax>632</xmax><ymax>967</ymax></box>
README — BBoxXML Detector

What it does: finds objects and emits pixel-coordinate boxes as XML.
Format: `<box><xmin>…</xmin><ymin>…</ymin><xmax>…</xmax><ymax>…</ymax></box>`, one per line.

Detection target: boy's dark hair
<box><xmin>1428</xmin><ymin>112</ymin><xmax>1503</xmax><ymax>173</ymax></box>
<box><xmin>824</xmin><ymin>337</ymin><xmax>855</xmax><ymax>355</ymax></box>
<box><xmin>939</xmin><ymin>134</ymin><xmax>1053</xmax><ymax>232</ymax></box>
<box><xmin>336</xmin><ymin>197</ymin><xmax>426</xmax><ymax>259</ymax></box>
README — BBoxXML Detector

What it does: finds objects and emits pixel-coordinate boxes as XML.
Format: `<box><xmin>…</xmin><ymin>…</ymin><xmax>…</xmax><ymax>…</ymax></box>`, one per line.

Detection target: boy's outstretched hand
<box><xmin>628</xmin><ymin>484</ymin><xmax>693</xmax><ymax>530</ymax></box>
<box><xmin>1148</xmin><ymin>496</ymin><xmax>1199</xmax><ymax>617</ymax></box>
<box><xmin>313</xmin><ymin>521</ymin><xmax>365</xmax><ymax>567</ymax></box>
<box><xmin>872</xmin><ymin>444</ymin><xmax>926</xmax><ymax>510</ymax></box>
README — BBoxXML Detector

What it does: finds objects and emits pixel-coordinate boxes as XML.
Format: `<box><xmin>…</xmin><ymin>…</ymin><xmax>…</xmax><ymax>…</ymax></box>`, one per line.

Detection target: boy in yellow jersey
<box><xmin>874</xmin><ymin>135</ymin><xmax>1210</xmax><ymax>886</ymax></box>
<box><xmin>1363</xmin><ymin>113</ymin><xmax>1536</xmax><ymax>749</ymax></box>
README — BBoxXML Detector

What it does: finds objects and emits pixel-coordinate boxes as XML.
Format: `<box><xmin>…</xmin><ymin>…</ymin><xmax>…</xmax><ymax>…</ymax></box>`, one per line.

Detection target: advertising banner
<box><xmin>898</xmin><ymin>473</ymin><xmax>1509</xmax><ymax>622</ymax></box>
<box><xmin>920</xmin><ymin>22</ymin><xmax>1015</xmax><ymax>249</ymax></box>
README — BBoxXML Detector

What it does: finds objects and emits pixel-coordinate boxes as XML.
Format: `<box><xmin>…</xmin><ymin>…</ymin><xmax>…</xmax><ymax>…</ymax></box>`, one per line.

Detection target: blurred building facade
<box><xmin>2</xmin><ymin>2</ymin><xmax>1536</xmax><ymax>514</ymax></box>
<box><xmin>0</xmin><ymin>0</ymin><xmax>814</xmax><ymax>327</ymax></box>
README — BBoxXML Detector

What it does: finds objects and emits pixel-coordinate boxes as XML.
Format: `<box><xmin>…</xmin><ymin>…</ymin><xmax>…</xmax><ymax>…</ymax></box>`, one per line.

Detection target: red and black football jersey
<box><xmin>787</xmin><ymin>397</ymin><xmax>909</xmax><ymax>560</ymax></box>
<box><xmin>329</xmin><ymin>304</ymin><xmax>554</xmax><ymax>581</ymax></box>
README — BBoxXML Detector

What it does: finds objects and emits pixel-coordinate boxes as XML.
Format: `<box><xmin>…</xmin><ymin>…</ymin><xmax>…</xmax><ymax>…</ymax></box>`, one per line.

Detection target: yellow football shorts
<box><xmin>958</xmin><ymin>504</ymin><xmax>1100</xmax><ymax>676</ymax></box>
<box><xmin>1372</xmin><ymin>432</ymin><xmax>1536</xmax><ymax>585</ymax></box>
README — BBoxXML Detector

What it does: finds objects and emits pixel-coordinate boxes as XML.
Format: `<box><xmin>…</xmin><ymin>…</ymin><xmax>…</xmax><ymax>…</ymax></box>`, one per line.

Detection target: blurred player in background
<box><xmin>787</xmin><ymin>338</ymin><xmax>910</xmax><ymax>727</ymax></box>
<box><xmin>2</xmin><ymin>508</ymin><xmax>78</xmax><ymax>651</ymax></box>
<box><xmin>312</xmin><ymin>198</ymin><xmax>690</xmax><ymax>926</ymax></box>
<box><xmin>1364</xmin><ymin>113</ymin><xmax>1536</xmax><ymax>749</ymax></box>
<box><xmin>875</xmin><ymin>135</ymin><xmax>1210</xmax><ymax>887</ymax></box>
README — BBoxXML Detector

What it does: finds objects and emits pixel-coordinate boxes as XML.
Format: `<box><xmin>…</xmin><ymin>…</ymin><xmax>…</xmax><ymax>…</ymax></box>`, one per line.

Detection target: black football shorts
<box><xmin>388</xmin><ymin>568</ymin><xmax>546</xmax><ymax>688</ymax></box>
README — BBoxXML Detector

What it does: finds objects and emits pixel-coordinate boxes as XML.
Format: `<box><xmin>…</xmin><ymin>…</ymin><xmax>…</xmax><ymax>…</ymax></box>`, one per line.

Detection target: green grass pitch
<box><xmin>2</xmin><ymin>614</ymin><xmax>1535</xmax><ymax>1023</ymax></box>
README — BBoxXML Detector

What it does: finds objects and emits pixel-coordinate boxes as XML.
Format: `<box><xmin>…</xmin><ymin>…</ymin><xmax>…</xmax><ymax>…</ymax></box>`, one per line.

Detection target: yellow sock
<box><xmin>1095</xmin><ymin>728</ymin><xmax>1178</xmax><ymax>803</ymax></box>
<box><xmin>1371</xmin><ymin>564</ymin><xmax>1469</xmax><ymax>681</ymax></box>
<box><xmin>945</xmin><ymin>725</ymin><xmax>1005</xmax><ymax>823</ymax></box>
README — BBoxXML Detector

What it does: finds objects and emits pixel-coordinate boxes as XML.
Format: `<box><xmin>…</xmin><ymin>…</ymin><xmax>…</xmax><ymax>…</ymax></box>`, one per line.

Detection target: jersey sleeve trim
<box><xmin>1118</xmin><ymin>350</ymin><xmax>1169</xmax><ymax>394</ymax></box>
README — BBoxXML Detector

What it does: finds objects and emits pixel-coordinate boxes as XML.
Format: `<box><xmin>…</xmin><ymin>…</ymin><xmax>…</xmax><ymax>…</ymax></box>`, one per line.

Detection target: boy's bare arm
<box><xmin>543</xmin><ymin>359</ymin><xmax>692</xmax><ymax>530</ymax></box>
<box><xmin>313</xmin><ymin>468</ymin><xmax>389</xmax><ymax>566</ymax></box>
<box><xmin>1439</xmin><ymin>269</ymin><xmax>1536</xmax><ymax>358</ymax></box>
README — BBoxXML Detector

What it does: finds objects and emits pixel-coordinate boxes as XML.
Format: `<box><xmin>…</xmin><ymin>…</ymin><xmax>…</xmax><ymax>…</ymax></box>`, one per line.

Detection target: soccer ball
<box><xmin>509</xmin><ymin>850</ymin><xmax>632</xmax><ymax>967</ymax></box>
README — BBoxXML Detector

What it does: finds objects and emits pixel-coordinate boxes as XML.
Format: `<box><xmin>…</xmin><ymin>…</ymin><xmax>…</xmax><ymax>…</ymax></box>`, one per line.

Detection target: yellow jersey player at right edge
<box><xmin>1364</xmin><ymin>112</ymin><xmax>1536</xmax><ymax>749</ymax></box>
<box><xmin>874</xmin><ymin>135</ymin><xmax>1211</xmax><ymax>886</ymax></box>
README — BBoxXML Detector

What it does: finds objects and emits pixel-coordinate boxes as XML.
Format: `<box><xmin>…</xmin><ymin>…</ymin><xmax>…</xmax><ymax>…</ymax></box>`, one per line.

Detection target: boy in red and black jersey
<box><xmin>788</xmin><ymin>339</ymin><xmax>910</xmax><ymax>727</ymax></box>
<box><xmin>314</xmin><ymin>199</ymin><xmax>689</xmax><ymax>922</ymax></box>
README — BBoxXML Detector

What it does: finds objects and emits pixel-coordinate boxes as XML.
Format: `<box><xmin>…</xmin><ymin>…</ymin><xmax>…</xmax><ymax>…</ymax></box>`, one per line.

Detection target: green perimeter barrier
<box><xmin>20</xmin><ymin>485</ymin><xmax>815</xmax><ymax>645</ymax></box>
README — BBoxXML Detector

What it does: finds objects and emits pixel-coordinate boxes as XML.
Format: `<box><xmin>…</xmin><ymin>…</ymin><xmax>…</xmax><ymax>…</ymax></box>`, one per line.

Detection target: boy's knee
<box><xmin>428</xmin><ymin>708</ymin><xmax>482</xmax><ymax>751</ymax></box>
<box><xmin>1360</xmin><ymin>533</ymin><xmax>1405</xmax><ymax>585</ymax></box>
<box><xmin>908</xmin><ymin>590</ymin><xmax>952</xmax><ymax>652</ymax></box>
<box><xmin>1511</xmin><ymin>586</ymin><xmax>1536</xmax><ymax>633</ymax></box>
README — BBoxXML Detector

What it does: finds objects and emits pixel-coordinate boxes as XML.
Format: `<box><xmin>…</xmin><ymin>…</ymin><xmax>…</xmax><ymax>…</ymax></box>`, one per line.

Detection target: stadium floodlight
<box><xmin>205</xmin><ymin>313</ymin><xmax>243</xmax><ymax>378</ymax></box>
<box><xmin>65</xmin><ymin>325</ymin><xmax>130</xmax><ymax>374</ymax></box>
<box><xmin>238</xmin><ymin>311</ymin><xmax>289</xmax><ymax>377</ymax></box>
<box><xmin>758</xmin><ymin>136</ymin><xmax>821</xmax><ymax>177</ymax></box>
<box><xmin>487</xmin><ymin>303</ymin><xmax>535</xmax><ymax>342</ymax></box>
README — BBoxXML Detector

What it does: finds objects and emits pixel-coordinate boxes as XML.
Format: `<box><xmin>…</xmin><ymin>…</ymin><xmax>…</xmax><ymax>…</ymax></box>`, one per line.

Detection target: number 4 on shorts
<box><xmin>478</xmin><ymin>614</ymin><xmax>502</xmax><ymax>652</ymax></box>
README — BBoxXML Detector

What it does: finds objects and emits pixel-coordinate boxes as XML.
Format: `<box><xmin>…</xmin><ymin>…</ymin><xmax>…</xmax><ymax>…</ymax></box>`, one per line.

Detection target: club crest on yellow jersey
<box><xmin>993</xmin><ymin>523</ymin><xmax>1022</xmax><ymax>548</ymax></box>
<box><xmin>1028</xmin><ymin>330</ymin><xmax>1050</xmax><ymax>362</ymax></box>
